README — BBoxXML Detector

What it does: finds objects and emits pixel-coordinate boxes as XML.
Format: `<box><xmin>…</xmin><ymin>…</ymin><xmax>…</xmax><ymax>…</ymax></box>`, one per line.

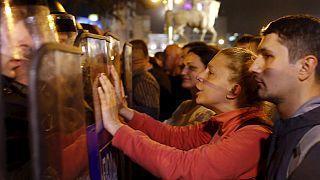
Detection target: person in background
<box><xmin>153</xmin><ymin>51</ymin><xmax>164</xmax><ymax>68</ymax></box>
<box><xmin>181</xmin><ymin>41</ymin><xmax>207</xmax><ymax>60</ymax></box>
<box><xmin>250</xmin><ymin>15</ymin><xmax>320</xmax><ymax>179</ymax></box>
<box><xmin>129</xmin><ymin>40</ymin><xmax>160</xmax><ymax>118</ymax></box>
<box><xmin>234</xmin><ymin>34</ymin><xmax>277</xmax><ymax>119</ymax></box>
<box><xmin>234</xmin><ymin>34</ymin><xmax>261</xmax><ymax>53</ymax></box>
<box><xmin>164</xmin><ymin>45</ymin><xmax>219</xmax><ymax>126</ymax></box>
<box><xmin>95</xmin><ymin>47</ymin><xmax>273</xmax><ymax>179</ymax></box>
<box><xmin>148</xmin><ymin>56</ymin><xmax>174</xmax><ymax>120</ymax></box>
<box><xmin>164</xmin><ymin>44</ymin><xmax>192</xmax><ymax>110</ymax></box>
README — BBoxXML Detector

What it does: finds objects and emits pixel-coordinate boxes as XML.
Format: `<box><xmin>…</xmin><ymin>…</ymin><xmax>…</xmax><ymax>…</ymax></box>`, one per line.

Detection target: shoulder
<box><xmin>289</xmin><ymin>143</ymin><xmax>320</xmax><ymax>179</ymax></box>
<box><xmin>134</xmin><ymin>71</ymin><xmax>159</xmax><ymax>89</ymax></box>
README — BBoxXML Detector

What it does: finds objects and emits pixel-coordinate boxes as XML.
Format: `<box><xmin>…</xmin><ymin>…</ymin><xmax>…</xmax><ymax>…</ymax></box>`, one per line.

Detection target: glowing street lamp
<box><xmin>151</xmin><ymin>0</ymin><xmax>161</xmax><ymax>3</ymax></box>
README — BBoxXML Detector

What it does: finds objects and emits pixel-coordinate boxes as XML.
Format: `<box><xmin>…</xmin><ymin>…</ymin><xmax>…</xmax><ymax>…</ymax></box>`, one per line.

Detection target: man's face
<box><xmin>132</xmin><ymin>48</ymin><xmax>146</xmax><ymax>72</ymax></box>
<box><xmin>164</xmin><ymin>48</ymin><xmax>175</xmax><ymax>72</ymax></box>
<box><xmin>1</xmin><ymin>19</ymin><xmax>33</xmax><ymax>78</ymax></box>
<box><xmin>249</xmin><ymin>33</ymin><xmax>300</xmax><ymax>104</ymax></box>
<box><xmin>164</xmin><ymin>46</ymin><xmax>181</xmax><ymax>74</ymax></box>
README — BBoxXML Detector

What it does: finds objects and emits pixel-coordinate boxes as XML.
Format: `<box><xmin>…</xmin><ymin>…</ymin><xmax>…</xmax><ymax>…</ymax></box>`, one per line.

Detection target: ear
<box><xmin>226</xmin><ymin>84</ymin><xmax>241</xmax><ymax>100</ymax></box>
<box><xmin>298</xmin><ymin>55</ymin><xmax>318</xmax><ymax>81</ymax></box>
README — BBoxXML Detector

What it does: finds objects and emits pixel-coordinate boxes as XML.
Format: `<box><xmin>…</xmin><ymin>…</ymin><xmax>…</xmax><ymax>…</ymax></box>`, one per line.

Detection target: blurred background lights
<box><xmin>174</xmin><ymin>0</ymin><xmax>184</xmax><ymax>5</ymax></box>
<box><xmin>228</xmin><ymin>36</ymin><xmax>236</xmax><ymax>41</ymax></box>
<box><xmin>183</xmin><ymin>2</ymin><xmax>192</xmax><ymax>10</ymax></box>
<box><xmin>88</xmin><ymin>14</ymin><xmax>99</xmax><ymax>21</ymax></box>
<box><xmin>196</xmin><ymin>3</ymin><xmax>203</xmax><ymax>11</ymax></box>
<box><xmin>150</xmin><ymin>43</ymin><xmax>157</xmax><ymax>50</ymax></box>
<box><xmin>218</xmin><ymin>39</ymin><xmax>225</xmax><ymax>45</ymax></box>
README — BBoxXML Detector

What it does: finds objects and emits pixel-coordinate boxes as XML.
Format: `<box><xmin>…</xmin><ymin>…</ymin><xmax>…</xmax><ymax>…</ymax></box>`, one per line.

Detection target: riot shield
<box><xmin>1</xmin><ymin>2</ymin><xmax>59</xmax><ymax>179</ymax></box>
<box><xmin>49</xmin><ymin>13</ymin><xmax>78</xmax><ymax>45</ymax></box>
<box><xmin>29</xmin><ymin>43</ymin><xmax>89</xmax><ymax>180</ymax></box>
<box><xmin>122</xmin><ymin>42</ymin><xmax>133</xmax><ymax>107</ymax></box>
<box><xmin>105</xmin><ymin>32</ymin><xmax>121</xmax><ymax>75</ymax></box>
<box><xmin>0</xmin><ymin>61</ymin><xmax>5</xmax><ymax>180</ymax></box>
<box><xmin>75</xmin><ymin>32</ymin><xmax>123</xmax><ymax>180</ymax></box>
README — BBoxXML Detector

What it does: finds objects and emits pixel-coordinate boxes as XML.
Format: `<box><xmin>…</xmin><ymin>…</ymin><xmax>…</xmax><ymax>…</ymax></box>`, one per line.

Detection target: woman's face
<box><xmin>196</xmin><ymin>53</ymin><xmax>234</xmax><ymax>110</ymax></box>
<box><xmin>181</xmin><ymin>52</ymin><xmax>206</xmax><ymax>89</ymax></box>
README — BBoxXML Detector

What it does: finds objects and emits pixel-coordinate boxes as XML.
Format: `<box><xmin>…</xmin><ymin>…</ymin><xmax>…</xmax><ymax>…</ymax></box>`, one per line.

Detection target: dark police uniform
<box><xmin>2</xmin><ymin>75</ymin><xmax>31</xmax><ymax>179</ymax></box>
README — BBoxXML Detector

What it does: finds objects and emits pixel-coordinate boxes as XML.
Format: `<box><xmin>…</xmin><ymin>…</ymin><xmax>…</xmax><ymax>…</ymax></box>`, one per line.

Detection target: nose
<box><xmin>196</xmin><ymin>70</ymin><xmax>206</xmax><ymax>82</ymax></box>
<box><xmin>181</xmin><ymin>65</ymin><xmax>188</xmax><ymax>75</ymax></box>
<box><xmin>249</xmin><ymin>56</ymin><xmax>264</xmax><ymax>73</ymax></box>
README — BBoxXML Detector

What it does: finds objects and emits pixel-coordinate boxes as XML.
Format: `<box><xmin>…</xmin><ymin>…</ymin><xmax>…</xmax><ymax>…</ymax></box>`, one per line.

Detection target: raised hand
<box><xmin>109</xmin><ymin>65</ymin><xmax>128</xmax><ymax>110</ymax></box>
<box><xmin>97</xmin><ymin>73</ymin><xmax>123</xmax><ymax>135</ymax></box>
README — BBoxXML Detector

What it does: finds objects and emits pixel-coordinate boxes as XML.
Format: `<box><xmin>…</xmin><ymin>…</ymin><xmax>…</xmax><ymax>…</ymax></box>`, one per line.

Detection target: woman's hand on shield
<box><xmin>109</xmin><ymin>65</ymin><xmax>128</xmax><ymax>111</ymax></box>
<box><xmin>97</xmin><ymin>73</ymin><xmax>124</xmax><ymax>135</ymax></box>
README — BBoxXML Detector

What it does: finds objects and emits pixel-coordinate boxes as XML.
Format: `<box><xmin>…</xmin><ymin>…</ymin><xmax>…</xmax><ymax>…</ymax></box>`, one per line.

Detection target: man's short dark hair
<box><xmin>261</xmin><ymin>15</ymin><xmax>320</xmax><ymax>79</ymax></box>
<box><xmin>235</xmin><ymin>34</ymin><xmax>261</xmax><ymax>46</ymax></box>
<box><xmin>182</xmin><ymin>41</ymin><xmax>207</xmax><ymax>49</ymax></box>
<box><xmin>129</xmin><ymin>39</ymin><xmax>149</xmax><ymax>58</ymax></box>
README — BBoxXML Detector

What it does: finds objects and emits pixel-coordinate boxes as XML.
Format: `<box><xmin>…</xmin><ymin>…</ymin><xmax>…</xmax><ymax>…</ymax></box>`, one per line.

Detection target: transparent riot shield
<box><xmin>0</xmin><ymin>66</ymin><xmax>5</xmax><ymax>180</ymax></box>
<box><xmin>29</xmin><ymin>43</ymin><xmax>89</xmax><ymax>180</ymax></box>
<box><xmin>105</xmin><ymin>32</ymin><xmax>121</xmax><ymax>75</ymax></box>
<box><xmin>1</xmin><ymin>2</ymin><xmax>58</xmax><ymax>179</ymax></box>
<box><xmin>75</xmin><ymin>32</ymin><xmax>124</xmax><ymax>180</ymax></box>
<box><xmin>122</xmin><ymin>42</ymin><xmax>133</xmax><ymax>107</ymax></box>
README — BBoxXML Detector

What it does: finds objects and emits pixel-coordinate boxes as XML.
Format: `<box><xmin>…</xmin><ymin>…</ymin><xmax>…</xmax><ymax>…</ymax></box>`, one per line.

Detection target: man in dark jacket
<box><xmin>129</xmin><ymin>40</ymin><xmax>160</xmax><ymax>119</ymax></box>
<box><xmin>250</xmin><ymin>15</ymin><xmax>320</xmax><ymax>179</ymax></box>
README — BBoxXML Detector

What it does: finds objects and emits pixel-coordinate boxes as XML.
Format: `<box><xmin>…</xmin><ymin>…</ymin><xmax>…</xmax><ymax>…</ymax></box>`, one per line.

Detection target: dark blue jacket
<box><xmin>266</xmin><ymin>106</ymin><xmax>320</xmax><ymax>180</ymax></box>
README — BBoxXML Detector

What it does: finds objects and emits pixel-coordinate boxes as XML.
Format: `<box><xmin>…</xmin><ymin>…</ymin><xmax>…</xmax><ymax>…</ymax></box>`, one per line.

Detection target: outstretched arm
<box><xmin>96</xmin><ymin>73</ymin><xmax>123</xmax><ymax>135</ymax></box>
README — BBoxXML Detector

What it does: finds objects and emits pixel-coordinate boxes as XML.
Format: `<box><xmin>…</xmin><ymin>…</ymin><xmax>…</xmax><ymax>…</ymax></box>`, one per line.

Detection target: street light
<box><xmin>151</xmin><ymin>0</ymin><xmax>161</xmax><ymax>3</ymax></box>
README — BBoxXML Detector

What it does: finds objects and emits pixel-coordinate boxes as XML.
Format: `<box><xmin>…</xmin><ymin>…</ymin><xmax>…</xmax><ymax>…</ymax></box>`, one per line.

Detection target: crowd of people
<box><xmin>96</xmin><ymin>14</ymin><xmax>320</xmax><ymax>180</ymax></box>
<box><xmin>1</xmin><ymin>1</ymin><xmax>320</xmax><ymax>180</ymax></box>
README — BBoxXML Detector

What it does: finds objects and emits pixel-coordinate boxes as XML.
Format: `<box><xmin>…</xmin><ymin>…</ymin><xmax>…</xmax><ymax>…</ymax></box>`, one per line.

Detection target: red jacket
<box><xmin>112</xmin><ymin>107</ymin><xmax>272</xmax><ymax>179</ymax></box>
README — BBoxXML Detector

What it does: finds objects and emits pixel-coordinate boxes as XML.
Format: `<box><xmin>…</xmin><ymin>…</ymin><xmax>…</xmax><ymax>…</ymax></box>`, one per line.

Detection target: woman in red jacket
<box><xmin>95</xmin><ymin>47</ymin><xmax>272</xmax><ymax>179</ymax></box>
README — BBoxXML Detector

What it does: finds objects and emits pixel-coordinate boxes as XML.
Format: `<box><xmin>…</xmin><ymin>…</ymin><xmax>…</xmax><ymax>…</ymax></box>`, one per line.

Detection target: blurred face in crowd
<box><xmin>164</xmin><ymin>45</ymin><xmax>181</xmax><ymax>74</ymax></box>
<box><xmin>1</xmin><ymin>19</ymin><xmax>33</xmax><ymax>78</ymax></box>
<box><xmin>132</xmin><ymin>47</ymin><xmax>147</xmax><ymax>73</ymax></box>
<box><xmin>249</xmin><ymin>33</ymin><xmax>299</xmax><ymax>104</ymax></box>
<box><xmin>196</xmin><ymin>53</ymin><xmax>234</xmax><ymax>111</ymax></box>
<box><xmin>180</xmin><ymin>52</ymin><xmax>206</xmax><ymax>90</ymax></box>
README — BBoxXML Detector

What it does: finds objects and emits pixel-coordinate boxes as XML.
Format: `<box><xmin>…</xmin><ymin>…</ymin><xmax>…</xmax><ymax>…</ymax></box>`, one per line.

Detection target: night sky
<box><xmin>220</xmin><ymin>0</ymin><xmax>320</xmax><ymax>34</ymax></box>
<box><xmin>146</xmin><ymin>0</ymin><xmax>320</xmax><ymax>34</ymax></box>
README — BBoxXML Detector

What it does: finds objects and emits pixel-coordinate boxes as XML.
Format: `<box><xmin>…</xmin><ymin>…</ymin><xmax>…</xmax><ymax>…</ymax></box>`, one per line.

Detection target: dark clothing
<box><xmin>266</xmin><ymin>106</ymin><xmax>320</xmax><ymax>180</ymax></box>
<box><xmin>131</xmin><ymin>70</ymin><xmax>161</xmax><ymax>180</ymax></box>
<box><xmin>132</xmin><ymin>70</ymin><xmax>160</xmax><ymax>119</ymax></box>
<box><xmin>2</xmin><ymin>76</ymin><xmax>30</xmax><ymax>178</ymax></box>
<box><xmin>169</xmin><ymin>75</ymin><xmax>191</xmax><ymax>110</ymax></box>
<box><xmin>149</xmin><ymin>67</ymin><xmax>175</xmax><ymax>120</ymax></box>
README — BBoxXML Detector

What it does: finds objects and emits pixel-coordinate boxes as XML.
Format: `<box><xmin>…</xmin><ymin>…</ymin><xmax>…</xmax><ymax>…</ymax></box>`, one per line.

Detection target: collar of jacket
<box><xmin>210</xmin><ymin>107</ymin><xmax>268</xmax><ymax>135</ymax></box>
<box><xmin>278</xmin><ymin>106</ymin><xmax>320</xmax><ymax>137</ymax></box>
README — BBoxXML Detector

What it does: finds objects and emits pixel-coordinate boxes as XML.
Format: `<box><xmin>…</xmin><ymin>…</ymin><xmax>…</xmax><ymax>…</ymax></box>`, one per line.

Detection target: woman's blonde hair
<box><xmin>218</xmin><ymin>47</ymin><xmax>261</xmax><ymax>108</ymax></box>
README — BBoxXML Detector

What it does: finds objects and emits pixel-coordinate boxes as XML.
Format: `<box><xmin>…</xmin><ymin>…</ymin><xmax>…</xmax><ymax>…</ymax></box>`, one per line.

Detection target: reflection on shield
<box><xmin>29</xmin><ymin>43</ymin><xmax>89</xmax><ymax>180</ymax></box>
<box><xmin>122</xmin><ymin>42</ymin><xmax>133</xmax><ymax>107</ymax></box>
<box><xmin>75</xmin><ymin>31</ymin><xmax>126</xmax><ymax>180</ymax></box>
<box><xmin>75</xmin><ymin>33</ymin><xmax>109</xmax><ymax>128</ymax></box>
<box><xmin>0</xmin><ymin>61</ymin><xmax>5</xmax><ymax>179</ymax></box>
<box><xmin>105</xmin><ymin>32</ymin><xmax>121</xmax><ymax>76</ymax></box>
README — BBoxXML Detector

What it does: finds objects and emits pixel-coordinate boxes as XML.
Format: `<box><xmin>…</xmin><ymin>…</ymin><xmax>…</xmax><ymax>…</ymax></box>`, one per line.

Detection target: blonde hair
<box><xmin>219</xmin><ymin>47</ymin><xmax>261</xmax><ymax>107</ymax></box>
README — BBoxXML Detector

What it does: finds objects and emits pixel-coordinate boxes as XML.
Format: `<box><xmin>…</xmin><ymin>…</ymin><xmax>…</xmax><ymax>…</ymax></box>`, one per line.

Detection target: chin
<box><xmin>2</xmin><ymin>70</ymin><xmax>15</xmax><ymax>78</ymax></box>
<box><xmin>196</xmin><ymin>97</ymin><xmax>202</xmax><ymax>105</ymax></box>
<box><xmin>182</xmin><ymin>83</ymin><xmax>191</xmax><ymax>89</ymax></box>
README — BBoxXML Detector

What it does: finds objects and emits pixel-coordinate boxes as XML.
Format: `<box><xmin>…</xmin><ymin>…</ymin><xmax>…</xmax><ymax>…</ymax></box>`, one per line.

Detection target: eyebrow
<box><xmin>257</xmin><ymin>48</ymin><xmax>272</xmax><ymax>54</ymax></box>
